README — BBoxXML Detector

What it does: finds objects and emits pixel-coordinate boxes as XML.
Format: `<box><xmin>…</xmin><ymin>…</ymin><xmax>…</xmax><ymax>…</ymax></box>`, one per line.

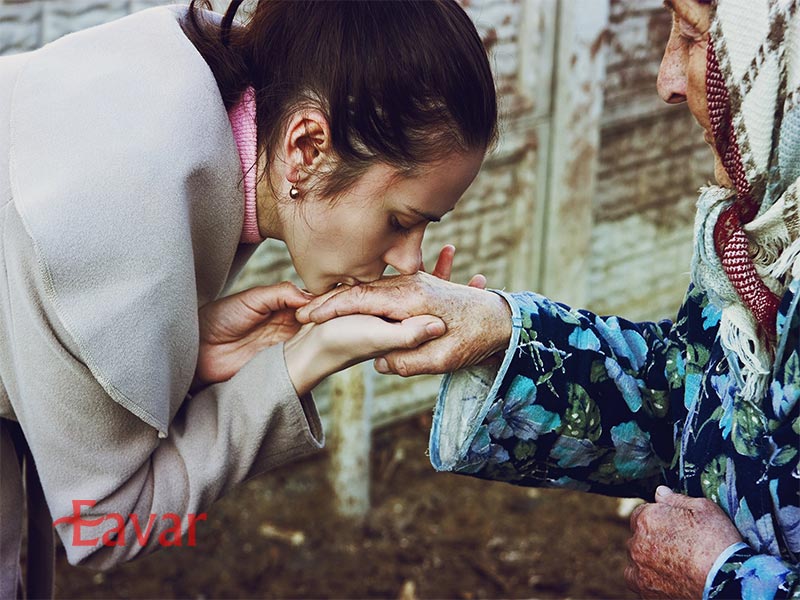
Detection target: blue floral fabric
<box><xmin>430</xmin><ymin>284</ymin><xmax>800</xmax><ymax>599</ymax></box>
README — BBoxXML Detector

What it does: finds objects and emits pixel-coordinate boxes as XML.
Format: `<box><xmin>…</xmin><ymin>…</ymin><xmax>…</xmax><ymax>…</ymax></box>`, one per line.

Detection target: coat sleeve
<box><xmin>41</xmin><ymin>340</ymin><xmax>322</xmax><ymax>570</ymax></box>
<box><xmin>429</xmin><ymin>290</ymin><xmax>680</xmax><ymax>499</ymax></box>
<box><xmin>1</xmin><ymin>204</ymin><xmax>323</xmax><ymax>571</ymax></box>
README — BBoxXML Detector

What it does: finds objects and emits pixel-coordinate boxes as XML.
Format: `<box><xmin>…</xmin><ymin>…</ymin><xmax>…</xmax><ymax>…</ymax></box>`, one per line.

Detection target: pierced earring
<box><xmin>289</xmin><ymin>176</ymin><xmax>300</xmax><ymax>200</ymax></box>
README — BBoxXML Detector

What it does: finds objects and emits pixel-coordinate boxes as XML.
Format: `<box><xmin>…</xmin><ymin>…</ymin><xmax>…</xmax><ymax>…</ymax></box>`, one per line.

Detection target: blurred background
<box><xmin>0</xmin><ymin>0</ymin><xmax>714</xmax><ymax>598</ymax></box>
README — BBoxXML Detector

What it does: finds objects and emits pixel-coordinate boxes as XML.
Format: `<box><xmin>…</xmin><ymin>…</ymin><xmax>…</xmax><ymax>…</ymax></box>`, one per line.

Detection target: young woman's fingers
<box><xmin>467</xmin><ymin>273</ymin><xmax>487</xmax><ymax>289</ymax></box>
<box><xmin>295</xmin><ymin>284</ymin><xmax>355</xmax><ymax>323</ymax></box>
<box><xmin>369</xmin><ymin>315</ymin><xmax>445</xmax><ymax>354</ymax></box>
<box><xmin>300</xmin><ymin>285</ymin><xmax>402</xmax><ymax>324</ymax></box>
<box><xmin>431</xmin><ymin>244</ymin><xmax>456</xmax><ymax>280</ymax></box>
<box><xmin>241</xmin><ymin>282</ymin><xmax>313</xmax><ymax>314</ymax></box>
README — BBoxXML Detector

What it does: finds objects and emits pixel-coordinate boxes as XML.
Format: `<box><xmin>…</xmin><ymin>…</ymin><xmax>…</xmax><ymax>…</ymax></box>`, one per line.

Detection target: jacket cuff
<box><xmin>703</xmin><ymin>542</ymin><xmax>750</xmax><ymax>600</ymax></box>
<box><xmin>704</xmin><ymin>543</ymin><xmax>796</xmax><ymax>600</ymax></box>
<box><xmin>244</xmin><ymin>343</ymin><xmax>324</xmax><ymax>479</ymax></box>
<box><xmin>429</xmin><ymin>289</ymin><xmax>523</xmax><ymax>471</ymax></box>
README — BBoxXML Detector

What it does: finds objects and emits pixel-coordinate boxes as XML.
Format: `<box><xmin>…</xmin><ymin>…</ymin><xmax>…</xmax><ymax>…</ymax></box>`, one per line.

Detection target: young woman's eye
<box><xmin>389</xmin><ymin>215</ymin><xmax>412</xmax><ymax>235</ymax></box>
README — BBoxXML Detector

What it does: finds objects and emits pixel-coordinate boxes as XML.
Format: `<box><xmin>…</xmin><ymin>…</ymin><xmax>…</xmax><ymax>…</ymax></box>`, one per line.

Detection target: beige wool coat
<box><xmin>0</xmin><ymin>6</ymin><xmax>323</xmax><ymax>598</ymax></box>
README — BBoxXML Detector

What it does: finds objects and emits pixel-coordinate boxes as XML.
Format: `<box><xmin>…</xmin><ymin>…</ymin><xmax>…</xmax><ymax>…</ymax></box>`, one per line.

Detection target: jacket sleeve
<box><xmin>12</xmin><ymin>319</ymin><xmax>323</xmax><ymax>570</ymax></box>
<box><xmin>430</xmin><ymin>290</ymin><xmax>680</xmax><ymax>499</ymax></box>
<box><xmin>2</xmin><ymin>209</ymin><xmax>323</xmax><ymax>571</ymax></box>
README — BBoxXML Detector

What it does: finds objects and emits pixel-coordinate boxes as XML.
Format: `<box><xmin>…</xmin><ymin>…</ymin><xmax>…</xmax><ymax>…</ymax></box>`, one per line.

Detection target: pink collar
<box><xmin>228</xmin><ymin>87</ymin><xmax>264</xmax><ymax>244</ymax></box>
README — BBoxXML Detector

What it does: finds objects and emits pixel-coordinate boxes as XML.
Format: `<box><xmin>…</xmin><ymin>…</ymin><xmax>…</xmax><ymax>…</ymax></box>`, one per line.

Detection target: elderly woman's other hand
<box><xmin>626</xmin><ymin>486</ymin><xmax>744</xmax><ymax>599</ymax></box>
<box><xmin>194</xmin><ymin>282</ymin><xmax>313</xmax><ymax>388</ymax></box>
<box><xmin>295</xmin><ymin>270</ymin><xmax>512</xmax><ymax>377</ymax></box>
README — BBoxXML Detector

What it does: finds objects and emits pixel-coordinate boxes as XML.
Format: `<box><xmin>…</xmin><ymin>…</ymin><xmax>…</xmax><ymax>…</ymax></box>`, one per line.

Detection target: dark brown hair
<box><xmin>182</xmin><ymin>0</ymin><xmax>497</xmax><ymax>198</ymax></box>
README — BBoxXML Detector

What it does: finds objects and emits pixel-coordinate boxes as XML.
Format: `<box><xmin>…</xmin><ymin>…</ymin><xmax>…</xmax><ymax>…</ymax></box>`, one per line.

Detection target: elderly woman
<box><xmin>298</xmin><ymin>0</ymin><xmax>800</xmax><ymax>597</ymax></box>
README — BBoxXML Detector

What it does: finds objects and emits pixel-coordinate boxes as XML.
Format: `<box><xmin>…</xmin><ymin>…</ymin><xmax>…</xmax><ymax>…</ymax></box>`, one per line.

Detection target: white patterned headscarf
<box><xmin>690</xmin><ymin>0</ymin><xmax>800</xmax><ymax>404</ymax></box>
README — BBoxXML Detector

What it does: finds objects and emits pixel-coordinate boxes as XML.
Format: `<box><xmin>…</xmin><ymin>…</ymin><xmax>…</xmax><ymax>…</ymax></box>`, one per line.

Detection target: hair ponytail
<box><xmin>218</xmin><ymin>0</ymin><xmax>244</xmax><ymax>46</ymax></box>
<box><xmin>183</xmin><ymin>0</ymin><xmax>250</xmax><ymax>108</ymax></box>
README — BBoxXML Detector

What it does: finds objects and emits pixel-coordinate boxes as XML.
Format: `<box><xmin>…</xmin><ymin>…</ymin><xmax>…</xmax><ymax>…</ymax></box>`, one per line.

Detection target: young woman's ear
<box><xmin>282</xmin><ymin>109</ymin><xmax>332</xmax><ymax>179</ymax></box>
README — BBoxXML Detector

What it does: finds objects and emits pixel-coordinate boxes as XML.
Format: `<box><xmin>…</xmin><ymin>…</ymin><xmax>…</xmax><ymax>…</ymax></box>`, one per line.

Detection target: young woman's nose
<box><xmin>383</xmin><ymin>232</ymin><xmax>424</xmax><ymax>275</ymax></box>
<box><xmin>657</xmin><ymin>32</ymin><xmax>688</xmax><ymax>104</ymax></box>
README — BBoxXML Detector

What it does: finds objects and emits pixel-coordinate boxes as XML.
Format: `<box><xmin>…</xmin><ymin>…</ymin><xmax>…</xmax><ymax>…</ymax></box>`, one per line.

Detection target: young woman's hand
<box><xmin>283</xmin><ymin>314</ymin><xmax>446</xmax><ymax>397</ymax></box>
<box><xmin>194</xmin><ymin>282</ymin><xmax>313</xmax><ymax>389</ymax></box>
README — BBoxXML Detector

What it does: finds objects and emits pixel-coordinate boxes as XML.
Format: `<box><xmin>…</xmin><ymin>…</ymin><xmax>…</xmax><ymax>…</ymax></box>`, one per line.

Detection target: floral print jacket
<box><xmin>429</xmin><ymin>284</ymin><xmax>799</xmax><ymax>599</ymax></box>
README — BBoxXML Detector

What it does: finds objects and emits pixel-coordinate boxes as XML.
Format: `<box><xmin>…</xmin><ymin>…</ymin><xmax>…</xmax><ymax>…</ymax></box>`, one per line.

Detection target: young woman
<box><xmin>0</xmin><ymin>0</ymin><xmax>496</xmax><ymax>596</ymax></box>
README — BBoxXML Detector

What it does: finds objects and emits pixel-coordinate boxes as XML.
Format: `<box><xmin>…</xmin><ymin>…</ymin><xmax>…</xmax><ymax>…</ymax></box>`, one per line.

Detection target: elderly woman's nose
<box><xmin>657</xmin><ymin>41</ymin><xmax>688</xmax><ymax>104</ymax></box>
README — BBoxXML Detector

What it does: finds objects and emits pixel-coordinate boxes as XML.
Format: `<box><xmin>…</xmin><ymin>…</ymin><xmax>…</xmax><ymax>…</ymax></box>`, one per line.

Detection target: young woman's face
<box><xmin>281</xmin><ymin>151</ymin><xmax>484</xmax><ymax>295</ymax></box>
<box><xmin>657</xmin><ymin>0</ymin><xmax>732</xmax><ymax>187</ymax></box>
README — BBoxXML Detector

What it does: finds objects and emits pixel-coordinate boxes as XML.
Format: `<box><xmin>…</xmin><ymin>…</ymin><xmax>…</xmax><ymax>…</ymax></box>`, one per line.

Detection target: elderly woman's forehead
<box><xmin>664</xmin><ymin>0</ymin><xmax>711</xmax><ymax>28</ymax></box>
<box><xmin>663</xmin><ymin>0</ymin><xmax>710</xmax><ymax>8</ymax></box>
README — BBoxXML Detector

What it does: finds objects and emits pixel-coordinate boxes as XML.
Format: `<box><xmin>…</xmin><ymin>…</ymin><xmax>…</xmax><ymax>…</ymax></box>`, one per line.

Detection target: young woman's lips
<box><xmin>331</xmin><ymin>278</ymin><xmax>361</xmax><ymax>290</ymax></box>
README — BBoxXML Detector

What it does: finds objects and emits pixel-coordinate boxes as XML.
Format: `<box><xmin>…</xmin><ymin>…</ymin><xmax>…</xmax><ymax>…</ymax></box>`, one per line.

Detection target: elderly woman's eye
<box><xmin>679</xmin><ymin>18</ymin><xmax>704</xmax><ymax>42</ymax></box>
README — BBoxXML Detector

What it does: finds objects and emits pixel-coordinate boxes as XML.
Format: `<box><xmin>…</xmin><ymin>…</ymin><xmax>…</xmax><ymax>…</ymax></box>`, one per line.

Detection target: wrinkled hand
<box><xmin>295</xmin><ymin>246</ymin><xmax>512</xmax><ymax>377</ymax></box>
<box><xmin>195</xmin><ymin>282</ymin><xmax>312</xmax><ymax>386</ymax></box>
<box><xmin>626</xmin><ymin>486</ymin><xmax>743</xmax><ymax>599</ymax></box>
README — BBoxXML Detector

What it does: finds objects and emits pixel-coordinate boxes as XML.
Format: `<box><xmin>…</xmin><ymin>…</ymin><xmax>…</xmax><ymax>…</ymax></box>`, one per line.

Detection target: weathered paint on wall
<box><xmin>539</xmin><ymin>0</ymin><xmax>610</xmax><ymax>307</ymax></box>
<box><xmin>588</xmin><ymin>0</ymin><xmax>715</xmax><ymax>321</ymax></box>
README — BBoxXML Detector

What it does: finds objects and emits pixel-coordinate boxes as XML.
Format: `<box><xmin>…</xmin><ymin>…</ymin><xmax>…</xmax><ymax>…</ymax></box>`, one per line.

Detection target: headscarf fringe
<box><xmin>719</xmin><ymin>305</ymin><xmax>771</xmax><ymax>405</ymax></box>
<box><xmin>763</xmin><ymin>236</ymin><xmax>800</xmax><ymax>281</ymax></box>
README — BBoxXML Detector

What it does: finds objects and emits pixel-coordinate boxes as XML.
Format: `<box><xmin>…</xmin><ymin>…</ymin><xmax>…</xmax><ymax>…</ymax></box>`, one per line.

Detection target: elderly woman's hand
<box><xmin>626</xmin><ymin>486</ymin><xmax>743</xmax><ymax>599</ymax></box>
<box><xmin>295</xmin><ymin>270</ymin><xmax>513</xmax><ymax>377</ymax></box>
<box><xmin>194</xmin><ymin>282</ymin><xmax>313</xmax><ymax>388</ymax></box>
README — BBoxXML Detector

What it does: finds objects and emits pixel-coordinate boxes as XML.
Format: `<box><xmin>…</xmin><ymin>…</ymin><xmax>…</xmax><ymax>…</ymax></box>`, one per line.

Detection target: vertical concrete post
<box><xmin>540</xmin><ymin>0</ymin><xmax>611</xmax><ymax>306</ymax></box>
<box><xmin>328</xmin><ymin>364</ymin><xmax>371</xmax><ymax>519</ymax></box>
<box><xmin>508</xmin><ymin>0</ymin><xmax>558</xmax><ymax>292</ymax></box>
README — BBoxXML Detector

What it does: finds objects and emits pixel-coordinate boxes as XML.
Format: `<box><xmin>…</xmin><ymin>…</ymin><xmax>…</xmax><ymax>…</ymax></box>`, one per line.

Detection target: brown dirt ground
<box><xmin>54</xmin><ymin>414</ymin><xmax>639</xmax><ymax>599</ymax></box>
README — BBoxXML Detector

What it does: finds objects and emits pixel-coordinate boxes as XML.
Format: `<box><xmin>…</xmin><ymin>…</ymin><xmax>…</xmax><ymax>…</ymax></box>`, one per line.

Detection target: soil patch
<box><xmin>54</xmin><ymin>414</ymin><xmax>637</xmax><ymax>599</ymax></box>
